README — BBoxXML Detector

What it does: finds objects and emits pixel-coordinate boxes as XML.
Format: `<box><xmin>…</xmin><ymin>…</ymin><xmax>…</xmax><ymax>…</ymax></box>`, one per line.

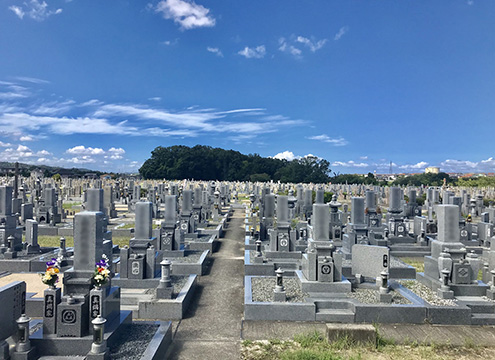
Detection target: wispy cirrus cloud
<box><xmin>9</xmin><ymin>0</ymin><xmax>63</xmax><ymax>21</ymax></box>
<box><xmin>0</xmin><ymin>80</ymin><xmax>306</xmax><ymax>143</ymax></box>
<box><xmin>279</xmin><ymin>35</ymin><xmax>327</xmax><ymax>58</ymax></box>
<box><xmin>206</xmin><ymin>47</ymin><xmax>223</xmax><ymax>57</ymax></box>
<box><xmin>296</xmin><ymin>36</ymin><xmax>327</xmax><ymax>52</ymax></box>
<box><xmin>334</xmin><ymin>26</ymin><xmax>349</xmax><ymax>41</ymax></box>
<box><xmin>308</xmin><ymin>134</ymin><xmax>348</xmax><ymax>146</ymax></box>
<box><xmin>16</xmin><ymin>76</ymin><xmax>50</xmax><ymax>84</ymax></box>
<box><xmin>155</xmin><ymin>0</ymin><xmax>215</xmax><ymax>30</ymax></box>
<box><xmin>238</xmin><ymin>45</ymin><xmax>266</xmax><ymax>59</ymax></box>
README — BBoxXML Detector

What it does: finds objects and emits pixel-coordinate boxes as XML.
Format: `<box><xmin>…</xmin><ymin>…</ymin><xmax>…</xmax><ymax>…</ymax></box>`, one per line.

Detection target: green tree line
<box><xmin>139</xmin><ymin>145</ymin><xmax>332</xmax><ymax>183</ymax></box>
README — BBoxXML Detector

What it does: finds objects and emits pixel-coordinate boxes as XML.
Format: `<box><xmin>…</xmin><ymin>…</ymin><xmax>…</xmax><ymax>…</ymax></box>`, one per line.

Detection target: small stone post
<box><xmin>378</xmin><ymin>271</ymin><xmax>392</xmax><ymax>303</ymax></box>
<box><xmin>156</xmin><ymin>259</ymin><xmax>173</xmax><ymax>299</ymax></box>
<box><xmin>487</xmin><ymin>270</ymin><xmax>495</xmax><ymax>300</ymax></box>
<box><xmin>273</xmin><ymin>268</ymin><xmax>286</xmax><ymax>302</ymax></box>
<box><xmin>437</xmin><ymin>269</ymin><xmax>455</xmax><ymax>299</ymax></box>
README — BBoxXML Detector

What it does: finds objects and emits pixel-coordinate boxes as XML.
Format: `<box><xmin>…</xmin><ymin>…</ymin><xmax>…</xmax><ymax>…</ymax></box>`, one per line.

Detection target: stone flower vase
<box><xmin>437</xmin><ymin>250</ymin><xmax>453</xmax><ymax>281</ymax></box>
<box><xmin>466</xmin><ymin>251</ymin><xmax>481</xmax><ymax>283</ymax></box>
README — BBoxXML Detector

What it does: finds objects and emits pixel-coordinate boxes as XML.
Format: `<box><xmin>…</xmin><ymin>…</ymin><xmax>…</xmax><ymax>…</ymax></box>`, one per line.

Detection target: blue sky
<box><xmin>0</xmin><ymin>0</ymin><xmax>494</xmax><ymax>174</ymax></box>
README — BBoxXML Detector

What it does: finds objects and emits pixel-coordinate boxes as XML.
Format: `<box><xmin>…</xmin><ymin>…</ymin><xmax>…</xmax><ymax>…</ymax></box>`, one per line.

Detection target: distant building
<box><xmin>425</xmin><ymin>166</ymin><xmax>440</xmax><ymax>174</ymax></box>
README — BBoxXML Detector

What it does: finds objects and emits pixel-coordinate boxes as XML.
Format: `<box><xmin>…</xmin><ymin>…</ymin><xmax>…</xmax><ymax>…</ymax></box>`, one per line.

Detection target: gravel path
<box><xmin>398</xmin><ymin>280</ymin><xmax>458</xmax><ymax>306</ymax></box>
<box><xmin>251</xmin><ymin>277</ymin><xmax>308</xmax><ymax>303</ymax></box>
<box><xmin>347</xmin><ymin>288</ymin><xmax>411</xmax><ymax>304</ymax></box>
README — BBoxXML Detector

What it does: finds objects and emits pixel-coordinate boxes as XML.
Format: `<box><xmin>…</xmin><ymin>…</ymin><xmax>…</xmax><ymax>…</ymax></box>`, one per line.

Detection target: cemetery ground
<box><xmin>240</xmin><ymin>330</ymin><xmax>495</xmax><ymax>360</ymax></box>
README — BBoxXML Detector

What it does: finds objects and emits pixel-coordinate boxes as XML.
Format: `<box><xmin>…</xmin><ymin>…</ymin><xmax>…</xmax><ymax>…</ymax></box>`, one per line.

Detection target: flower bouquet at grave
<box><xmin>92</xmin><ymin>254</ymin><xmax>110</xmax><ymax>288</ymax></box>
<box><xmin>40</xmin><ymin>257</ymin><xmax>61</xmax><ymax>288</ymax></box>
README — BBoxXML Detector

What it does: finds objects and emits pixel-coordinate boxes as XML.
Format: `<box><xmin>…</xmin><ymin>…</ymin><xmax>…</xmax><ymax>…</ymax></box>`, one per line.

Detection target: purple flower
<box><xmin>46</xmin><ymin>258</ymin><xmax>58</xmax><ymax>266</ymax></box>
<box><xmin>96</xmin><ymin>259</ymin><xmax>108</xmax><ymax>268</ymax></box>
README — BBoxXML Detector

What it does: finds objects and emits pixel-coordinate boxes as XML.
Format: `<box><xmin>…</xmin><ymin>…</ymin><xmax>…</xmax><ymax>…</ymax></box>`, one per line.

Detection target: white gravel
<box><xmin>347</xmin><ymin>288</ymin><xmax>411</xmax><ymax>305</ymax></box>
<box><xmin>398</xmin><ymin>280</ymin><xmax>458</xmax><ymax>306</ymax></box>
<box><xmin>251</xmin><ymin>277</ymin><xmax>308</xmax><ymax>303</ymax></box>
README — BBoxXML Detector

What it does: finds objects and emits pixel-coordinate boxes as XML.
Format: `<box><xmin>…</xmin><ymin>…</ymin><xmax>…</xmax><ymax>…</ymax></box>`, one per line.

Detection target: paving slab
<box><xmin>168</xmin><ymin>209</ymin><xmax>245</xmax><ymax>359</ymax></box>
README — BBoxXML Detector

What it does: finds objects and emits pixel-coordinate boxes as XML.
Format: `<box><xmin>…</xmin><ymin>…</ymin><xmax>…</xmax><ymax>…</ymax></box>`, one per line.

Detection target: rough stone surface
<box><xmin>398</xmin><ymin>280</ymin><xmax>458</xmax><ymax>306</ymax></box>
<box><xmin>251</xmin><ymin>277</ymin><xmax>308</xmax><ymax>303</ymax></box>
<box><xmin>347</xmin><ymin>288</ymin><xmax>411</xmax><ymax>305</ymax></box>
<box><xmin>110</xmin><ymin>323</ymin><xmax>159</xmax><ymax>360</ymax></box>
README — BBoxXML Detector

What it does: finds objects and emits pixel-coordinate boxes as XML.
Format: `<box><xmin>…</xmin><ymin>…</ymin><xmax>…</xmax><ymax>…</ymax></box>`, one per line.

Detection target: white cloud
<box><xmin>16</xmin><ymin>76</ymin><xmax>50</xmax><ymax>84</ymax></box>
<box><xmin>360</xmin><ymin>156</ymin><xmax>368</xmax><ymax>160</ymax></box>
<box><xmin>334</xmin><ymin>26</ymin><xmax>349</xmax><ymax>41</ymax></box>
<box><xmin>67</xmin><ymin>145</ymin><xmax>105</xmax><ymax>155</ymax></box>
<box><xmin>238</xmin><ymin>45</ymin><xmax>266</xmax><ymax>59</ymax></box>
<box><xmin>148</xmin><ymin>97</ymin><xmax>162</xmax><ymax>102</ymax></box>
<box><xmin>296</xmin><ymin>36</ymin><xmax>327</xmax><ymax>52</ymax></box>
<box><xmin>9</xmin><ymin>6</ymin><xmax>25</xmax><ymax>19</ymax></box>
<box><xmin>273</xmin><ymin>151</ymin><xmax>299</xmax><ymax>161</ymax></box>
<box><xmin>0</xmin><ymin>141</ymin><xmax>11</xmax><ymax>147</ymax></box>
<box><xmin>10</xmin><ymin>0</ymin><xmax>63</xmax><ymax>21</ymax></box>
<box><xmin>206</xmin><ymin>47</ymin><xmax>223</xmax><ymax>57</ymax></box>
<box><xmin>0</xmin><ymin>83</ymin><xmax>306</xmax><ymax>141</ymax></box>
<box><xmin>0</xmin><ymin>83</ymin><xmax>30</xmax><ymax>100</ymax></box>
<box><xmin>161</xmin><ymin>38</ymin><xmax>178</xmax><ymax>46</ymax></box>
<box><xmin>308</xmin><ymin>134</ymin><xmax>348</xmax><ymax>146</ymax></box>
<box><xmin>333</xmin><ymin>160</ymin><xmax>368</xmax><ymax>168</ymax></box>
<box><xmin>79</xmin><ymin>99</ymin><xmax>103</xmax><ymax>107</ymax></box>
<box><xmin>399</xmin><ymin>161</ymin><xmax>429</xmax><ymax>170</ymax></box>
<box><xmin>107</xmin><ymin>147</ymin><xmax>126</xmax><ymax>159</ymax></box>
<box><xmin>279</xmin><ymin>35</ymin><xmax>326</xmax><ymax>58</ymax></box>
<box><xmin>67</xmin><ymin>156</ymin><xmax>96</xmax><ymax>164</ymax></box>
<box><xmin>0</xmin><ymin>144</ymin><xmax>51</xmax><ymax>162</ymax></box>
<box><xmin>278</xmin><ymin>38</ymin><xmax>302</xmax><ymax>57</ymax></box>
<box><xmin>31</xmin><ymin>100</ymin><xmax>75</xmax><ymax>115</ymax></box>
<box><xmin>37</xmin><ymin>149</ymin><xmax>51</xmax><ymax>156</ymax></box>
<box><xmin>155</xmin><ymin>0</ymin><xmax>215</xmax><ymax>30</ymax></box>
<box><xmin>108</xmin><ymin>147</ymin><xmax>125</xmax><ymax>154</ymax></box>
<box><xmin>0</xmin><ymin>112</ymin><xmax>139</xmax><ymax>136</ymax></box>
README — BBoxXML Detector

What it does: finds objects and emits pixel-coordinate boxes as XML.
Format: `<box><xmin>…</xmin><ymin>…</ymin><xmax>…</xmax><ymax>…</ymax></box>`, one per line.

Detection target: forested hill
<box><xmin>139</xmin><ymin>145</ymin><xmax>331</xmax><ymax>183</ymax></box>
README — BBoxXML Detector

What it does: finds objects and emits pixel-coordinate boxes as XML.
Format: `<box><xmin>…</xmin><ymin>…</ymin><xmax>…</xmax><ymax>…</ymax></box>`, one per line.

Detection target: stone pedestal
<box><xmin>57</xmin><ymin>297</ymin><xmax>88</xmax><ymax>338</ymax></box>
<box><xmin>437</xmin><ymin>288</ymin><xmax>455</xmax><ymax>299</ymax></box>
<box><xmin>43</xmin><ymin>287</ymin><xmax>61</xmax><ymax>335</ymax></box>
<box><xmin>273</xmin><ymin>290</ymin><xmax>286</xmax><ymax>302</ymax></box>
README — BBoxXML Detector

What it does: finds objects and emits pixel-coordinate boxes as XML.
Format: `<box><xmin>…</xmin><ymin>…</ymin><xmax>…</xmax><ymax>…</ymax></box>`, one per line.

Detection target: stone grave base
<box><xmin>244</xmin><ymin>250</ymin><xmax>300</xmax><ymax>277</ymax></box>
<box><xmin>185</xmin><ymin>234</ymin><xmax>217</xmax><ymax>252</ymax></box>
<box><xmin>122</xmin><ymin>275</ymin><xmax>197</xmax><ymax>320</ymax></box>
<box><xmin>30</xmin><ymin>311</ymin><xmax>132</xmax><ymax>357</ymax></box>
<box><xmin>245</xmin><ymin>274</ymin><xmax>495</xmax><ymax>325</ymax></box>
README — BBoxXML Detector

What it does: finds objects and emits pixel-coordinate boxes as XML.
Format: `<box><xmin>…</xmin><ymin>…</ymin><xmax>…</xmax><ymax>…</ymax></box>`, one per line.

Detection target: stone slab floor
<box><xmin>168</xmin><ymin>208</ymin><xmax>245</xmax><ymax>359</ymax></box>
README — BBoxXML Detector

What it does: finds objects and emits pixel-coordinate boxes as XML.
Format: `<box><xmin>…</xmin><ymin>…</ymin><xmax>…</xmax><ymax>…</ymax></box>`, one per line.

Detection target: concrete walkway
<box><xmin>168</xmin><ymin>208</ymin><xmax>245</xmax><ymax>359</ymax></box>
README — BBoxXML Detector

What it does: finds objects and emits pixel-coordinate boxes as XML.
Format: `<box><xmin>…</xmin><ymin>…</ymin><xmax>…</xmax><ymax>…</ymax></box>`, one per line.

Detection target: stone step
<box><xmin>315</xmin><ymin>309</ymin><xmax>355</xmax><ymax>323</ymax></box>
<box><xmin>120</xmin><ymin>295</ymin><xmax>155</xmax><ymax>305</ymax></box>
<box><xmin>313</xmin><ymin>300</ymin><xmax>352</xmax><ymax>311</ymax></box>
<box><xmin>38</xmin><ymin>357</ymin><xmax>86</xmax><ymax>360</ymax></box>
<box><xmin>120</xmin><ymin>304</ymin><xmax>139</xmax><ymax>318</ymax></box>
<box><xmin>389</xmin><ymin>245</ymin><xmax>430</xmax><ymax>251</ymax></box>
<box><xmin>471</xmin><ymin>313</ymin><xmax>495</xmax><ymax>325</ymax></box>
<box><xmin>390</xmin><ymin>250</ymin><xmax>431</xmax><ymax>257</ymax></box>
<box><xmin>463</xmin><ymin>302</ymin><xmax>495</xmax><ymax>314</ymax></box>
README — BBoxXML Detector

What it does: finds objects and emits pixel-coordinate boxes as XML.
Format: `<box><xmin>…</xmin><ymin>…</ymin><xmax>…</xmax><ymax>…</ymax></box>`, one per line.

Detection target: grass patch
<box><xmin>38</xmin><ymin>235</ymin><xmax>130</xmax><ymax>248</ymax></box>
<box><xmin>62</xmin><ymin>202</ymin><xmax>81</xmax><ymax>210</ymax></box>
<box><xmin>38</xmin><ymin>236</ymin><xmax>74</xmax><ymax>247</ymax></box>
<box><xmin>241</xmin><ymin>331</ymin><xmax>494</xmax><ymax>360</ymax></box>
<box><xmin>400</xmin><ymin>257</ymin><xmax>425</xmax><ymax>273</ymax></box>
